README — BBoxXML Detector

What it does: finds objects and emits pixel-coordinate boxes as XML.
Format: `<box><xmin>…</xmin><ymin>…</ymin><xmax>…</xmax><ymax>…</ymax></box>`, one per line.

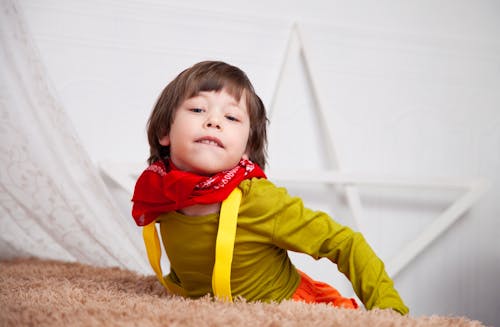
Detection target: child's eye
<box><xmin>190</xmin><ymin>108</ymin><xmax>204</xmax><ymax>113</ymax></box>
<box><xmin>225</xmin><ymin>115</ymin><xmax>239</xmax><ymax>122</ymax></box>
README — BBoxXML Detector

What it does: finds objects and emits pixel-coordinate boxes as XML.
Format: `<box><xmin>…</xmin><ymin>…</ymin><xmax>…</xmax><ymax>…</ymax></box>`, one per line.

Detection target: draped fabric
<box><xmin>0</xmin><ymin>0</ymin><xmax>149</xmax><ymax>273</ymax></box>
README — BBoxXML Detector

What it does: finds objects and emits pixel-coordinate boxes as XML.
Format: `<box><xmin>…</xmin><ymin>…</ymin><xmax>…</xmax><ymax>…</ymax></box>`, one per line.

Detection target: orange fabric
<box><xmin>292</xmin><ymin>270</ymin><xmax>358</xmax><ymax>309</ymax></box>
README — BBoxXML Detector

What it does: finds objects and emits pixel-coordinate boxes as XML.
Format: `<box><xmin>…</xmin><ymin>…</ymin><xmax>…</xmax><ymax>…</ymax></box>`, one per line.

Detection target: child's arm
<box><xmin>269</xmin><ymin>188</ymin><xmax>409</xmax><ymax>314</ymax></box>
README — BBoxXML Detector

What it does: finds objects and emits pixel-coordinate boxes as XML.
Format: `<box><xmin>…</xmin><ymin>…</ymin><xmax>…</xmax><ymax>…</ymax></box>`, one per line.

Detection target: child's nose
<box><xmin>205</xmin><ymin>116</ymin><xmax>222</xmax><ymax>130</ymax></box>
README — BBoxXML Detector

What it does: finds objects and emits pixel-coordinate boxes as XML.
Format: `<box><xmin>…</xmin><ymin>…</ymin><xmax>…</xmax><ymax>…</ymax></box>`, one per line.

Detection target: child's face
<box><xmin>159</xmin><ymin>88</ymin><xmax>250</xmax><ymax>175</ymax></box>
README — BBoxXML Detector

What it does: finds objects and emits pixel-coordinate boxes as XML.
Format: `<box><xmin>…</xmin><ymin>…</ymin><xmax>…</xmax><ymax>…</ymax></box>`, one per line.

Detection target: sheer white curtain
<box><xmin>0</xmin><ymin>0</ymin><xmax>149</xmax><ymax>273</ymax></box>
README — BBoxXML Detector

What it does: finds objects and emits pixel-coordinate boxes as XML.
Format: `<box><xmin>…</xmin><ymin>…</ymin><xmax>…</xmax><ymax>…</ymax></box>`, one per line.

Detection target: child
<box><xmin>132</xmin><ymin>61</ymin><xmax>409</xmax><ymax>314</ymax></box>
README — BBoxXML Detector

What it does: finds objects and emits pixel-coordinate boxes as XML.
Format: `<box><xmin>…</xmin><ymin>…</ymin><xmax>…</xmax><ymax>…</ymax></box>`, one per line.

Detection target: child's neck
<box><xmin>178</xmin><ymin>202</ymin><xmax>222</xmax><ymax>216</ymax></box>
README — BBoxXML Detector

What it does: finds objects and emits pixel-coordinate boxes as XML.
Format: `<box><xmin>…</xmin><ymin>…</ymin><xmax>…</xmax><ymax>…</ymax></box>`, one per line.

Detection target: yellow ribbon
<box><xmin>142</xmin><ymin>187</ymin><xmax>242</xmax><ymax>302</ymax></box>
<box><xmin>142</xmin><ymin>222</ymin><xmax>169</xmax><ymax>289</ymax></box>
<box><xmin>211</xmin><ymin>187</ymin><xmax>241</xmax><ymax>301</ymax></box>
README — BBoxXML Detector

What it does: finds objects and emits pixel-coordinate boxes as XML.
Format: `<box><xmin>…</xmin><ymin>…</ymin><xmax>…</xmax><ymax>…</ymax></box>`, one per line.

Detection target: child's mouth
<box><xmin>196</xmin><ymin>137</ymin><xmax>223</xmax><ymax>148</ymax></box>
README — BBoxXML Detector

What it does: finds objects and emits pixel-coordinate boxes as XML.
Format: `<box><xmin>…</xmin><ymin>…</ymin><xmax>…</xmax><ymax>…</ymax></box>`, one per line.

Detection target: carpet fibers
<box><xmin>0</xmin><ymin>258</ymin><xmax>486</xmax><ymax>326</ymax></box>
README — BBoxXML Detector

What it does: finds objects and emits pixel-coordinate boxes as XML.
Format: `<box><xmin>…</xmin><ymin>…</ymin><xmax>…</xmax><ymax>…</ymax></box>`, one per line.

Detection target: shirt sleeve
<box><xmin>266</xmin><ymin>182</ymin><xmax>409</xmax><ymax>315</ymax></box>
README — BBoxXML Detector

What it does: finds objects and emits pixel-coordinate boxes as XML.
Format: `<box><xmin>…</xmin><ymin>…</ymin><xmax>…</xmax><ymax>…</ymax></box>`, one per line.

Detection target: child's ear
<box><xmin>159</xmin><ymin>135</ymin><xmax>170</xmax><ymax>146</ymax></box>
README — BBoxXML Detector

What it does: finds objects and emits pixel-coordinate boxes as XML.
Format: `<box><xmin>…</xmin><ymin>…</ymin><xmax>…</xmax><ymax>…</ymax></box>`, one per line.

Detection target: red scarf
<box><xmin>131</xmin><ymin>158</ymin><xmax>266</xmax><ymax>226</ymax></box>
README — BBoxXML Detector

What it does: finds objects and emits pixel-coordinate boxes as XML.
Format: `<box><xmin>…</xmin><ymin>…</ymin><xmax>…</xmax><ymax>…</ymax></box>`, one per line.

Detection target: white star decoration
<box><xmin>99</xmin><ymin>23</ymin><xmax>488</xmax><ymax>279</ymax></box>
<box><xmin>264</xmin><ymin>24</ymin><xmax>489</xmax><ymax>278</ymax></box>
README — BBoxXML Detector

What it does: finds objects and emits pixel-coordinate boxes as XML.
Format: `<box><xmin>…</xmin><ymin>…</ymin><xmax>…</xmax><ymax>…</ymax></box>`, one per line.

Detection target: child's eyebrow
<box><xmin>229</xmin><ymin>101</ymin><xmax>249</xmax><ymax>114</ymax></box>
<box><xmin>227</xmin><ymin>92</ymin><xmax>246</xmax><ymax>108</ymax></box>
<box><xmin>227</xmin><ymin>99</ymin><xmax>241</xmax><ymax>107</ymax></box>
<box><xmin>183</xmin><ymin>95</ymin><xmax>205</xmax><ymax>104</ymax></box>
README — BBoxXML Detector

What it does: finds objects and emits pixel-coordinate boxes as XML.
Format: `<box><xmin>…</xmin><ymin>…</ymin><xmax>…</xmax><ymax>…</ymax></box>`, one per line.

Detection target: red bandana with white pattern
<box><xmin>131</xmin><ymin>158</ymin><xmax>266</xmax><ymax>226</ymax></box>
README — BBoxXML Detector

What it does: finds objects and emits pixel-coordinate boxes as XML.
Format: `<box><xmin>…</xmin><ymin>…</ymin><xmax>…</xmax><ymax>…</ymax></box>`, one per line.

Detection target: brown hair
<box><xmin>146</xmin><ymin>61</ymin><xmax>268</xmax><ymax>169</ymax></box>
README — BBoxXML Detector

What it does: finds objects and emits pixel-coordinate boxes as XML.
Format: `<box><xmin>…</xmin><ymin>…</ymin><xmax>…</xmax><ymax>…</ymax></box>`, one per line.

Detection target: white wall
<box><xmin>19</xmin><ymin>0</ymin><xmax>500</xmax><ymax>325</ymax></box>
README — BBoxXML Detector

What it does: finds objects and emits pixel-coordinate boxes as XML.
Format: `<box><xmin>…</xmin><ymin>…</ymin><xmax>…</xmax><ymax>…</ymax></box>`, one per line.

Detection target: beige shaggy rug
<box><xmin>0</xmin><ymin>258</ymin><xmax>486</xmax><ymax>327</ymax></box>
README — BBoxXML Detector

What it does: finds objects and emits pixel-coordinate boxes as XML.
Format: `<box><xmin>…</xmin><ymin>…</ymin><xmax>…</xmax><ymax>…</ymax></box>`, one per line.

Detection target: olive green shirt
<box><xmin>157</xmin><ymin>178</ymin><xmax>408</xmax><ymax>314</ymax></box>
